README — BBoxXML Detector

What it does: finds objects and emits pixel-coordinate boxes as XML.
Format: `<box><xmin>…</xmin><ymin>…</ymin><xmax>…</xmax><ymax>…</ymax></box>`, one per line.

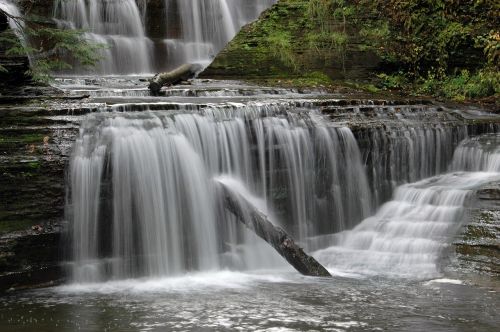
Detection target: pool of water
<box><xmin>0</xmin><ymin>270</ymin><xmax>498</xmax><ymax>331</ymax></box>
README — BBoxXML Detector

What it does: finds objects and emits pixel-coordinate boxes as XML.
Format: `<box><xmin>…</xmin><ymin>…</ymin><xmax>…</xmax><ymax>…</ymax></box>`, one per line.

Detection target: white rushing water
<box><xmin>314</xmin><ymin>134</ymin><xmax>500</xmax><ymax>278</ymax></box>
<box><xmin>69</xmin><ymin>106</ymin><xmax>372</xmax><ymax>282</ymax></box>
<box><xmin>53</xmin><ymin>0</ymin><xmax>277</xmax><ymax>74</ymax></box>
<box><xmin>0</xmin><ymin>0</ymin><xmax>26</xmax><ymax>44</ymax></box>
<box><xmin>53</xmin><ymin>0</ymin><xmax>154</xmax><ymax>74</ymax></box>
<box><xmin>0</xmin><ymin>0</ymin><xmax>20</xmax><ymax>29</ymax></box>
<box><xmin>364</xmin><ymin>124</ymin><xmax>470</xmax><ymax>205</ymax></box>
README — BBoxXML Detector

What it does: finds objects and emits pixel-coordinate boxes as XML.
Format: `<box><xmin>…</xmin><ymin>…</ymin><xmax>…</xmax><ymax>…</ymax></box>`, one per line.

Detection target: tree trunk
<box><xmin>148</xmin><ymin>63</ymin><xmax>203</xmax><ymax>96</ymax></box>
<box><xmin>220</xmin><ymin>184</ymin><xmax>332</xmax><ymax>278</ymax></box>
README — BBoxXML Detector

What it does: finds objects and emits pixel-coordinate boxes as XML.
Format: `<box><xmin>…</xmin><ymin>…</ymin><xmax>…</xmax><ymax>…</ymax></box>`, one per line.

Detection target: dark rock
<box><xmin>452</xmin><ymin>182</ymin><xmax>500</xmax><ymax>277</ymax></box>
<box><xmin>0</xmin><ymin>230</ymin><xmax>65</xmax><ymax>292</ymax></box>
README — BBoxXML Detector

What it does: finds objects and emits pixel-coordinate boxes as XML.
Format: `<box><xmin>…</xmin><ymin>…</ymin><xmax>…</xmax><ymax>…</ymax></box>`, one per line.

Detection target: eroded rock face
<box><xmin>0</xmin><ymin>100</ymin><xmax>82</xmax><ymax>291</ymax></box>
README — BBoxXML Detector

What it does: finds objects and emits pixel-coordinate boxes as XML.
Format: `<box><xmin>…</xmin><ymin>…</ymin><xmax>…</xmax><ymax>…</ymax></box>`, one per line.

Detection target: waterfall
<box><xmin>0</xmin><ymin>0</ymin><xmax>21</xmax><ymax>30</ymax></box>
<box><xmin>359</xmin><ymin>125</ymin><xmax>470</xmax><ymax>206</ymax></box>
<box><xmin>53</xmin><ymin>0</ymin><xmax>277</xmax><ymax>74</ymax></box>
<box><xmin>314</xmin><ymin>134</ymin><xmax>500</xmax><ymax>278</ymax></box>
<box><xmin>0</xmin><ymin>0</ymin><xmax>27</xmax><ymax>49</ymax></box>
<box><xmin>68</xmin><ymin>106</ymin><xmax>372</xmax><ymax>282</ymax></box>
<box><xmin>450</xmin><ymin>134</ymin><xmax>500</xmax><ymax>172</ymax></box>
<box><xmin>53</xmin><ymin>0</ymin><xmax>154</xmax><ymax>74</ymax></box>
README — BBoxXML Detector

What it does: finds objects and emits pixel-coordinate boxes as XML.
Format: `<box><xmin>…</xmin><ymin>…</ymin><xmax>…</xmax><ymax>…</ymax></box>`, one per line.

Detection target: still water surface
<box><xmin>0</xmin><ymin>270</ymin><xmax>498</xmax><ymax>331</ymax></box>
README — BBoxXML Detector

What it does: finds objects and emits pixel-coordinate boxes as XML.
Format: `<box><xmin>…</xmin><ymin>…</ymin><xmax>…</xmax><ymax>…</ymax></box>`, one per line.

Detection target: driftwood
<box><xmin>148</xmin><ymin>63</ymin><xmax>203</xmax><ymax>95</ymax></box>
<box><xmin>220</xmin><ymin>184</ymin><xmax>332</xmax><ymax>277</ymax></box>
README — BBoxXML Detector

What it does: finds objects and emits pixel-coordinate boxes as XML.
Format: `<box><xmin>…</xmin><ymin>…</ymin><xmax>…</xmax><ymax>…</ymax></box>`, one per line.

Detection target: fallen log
<box><xmin>148</xmin><ymin>63</ymin><xmax>203</xmax><ymax>96</ymax></box>
<box><xmin>219</xmin><ymin>183</ymin><xmax>332</xmax><ymax>277</ymax></box>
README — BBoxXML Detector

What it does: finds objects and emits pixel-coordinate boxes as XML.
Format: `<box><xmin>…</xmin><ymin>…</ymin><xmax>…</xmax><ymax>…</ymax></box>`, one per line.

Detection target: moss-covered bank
<box><xmin>202</xmin><ymin>0</ymin><xmax>380</xmax><ymax>83</ymax></box>
<box><xmin>202</xmin><ymin>0</ymin><xmax>499</xmax><ymax>106</ymax></box>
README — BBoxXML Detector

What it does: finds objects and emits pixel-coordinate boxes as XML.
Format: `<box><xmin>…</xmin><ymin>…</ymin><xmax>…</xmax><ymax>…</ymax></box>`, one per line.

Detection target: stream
<box><xmin>0</xmin><ymin>77</ymin><xmax>499</xmax><ymax>331</ymax></box>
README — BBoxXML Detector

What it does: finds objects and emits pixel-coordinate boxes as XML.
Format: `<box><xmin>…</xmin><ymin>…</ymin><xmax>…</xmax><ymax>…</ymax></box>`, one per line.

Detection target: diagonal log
<box><xmin>219</xmin><ymin>184</ymin><xmax>332</xmax><ymax>277</ymax></box>
<box><xmin>148</xmin><ymin>63</ymin><xmax>203</xmax><ymax>96</ymax></box>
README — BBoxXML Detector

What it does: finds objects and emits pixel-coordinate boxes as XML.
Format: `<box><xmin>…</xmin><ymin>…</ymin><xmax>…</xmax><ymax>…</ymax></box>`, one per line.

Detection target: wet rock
<box><xmin>0</xmin><ymin>229</ymin><xmax>65</xmax><ymax>292</ymax></box>
<box><xmin>0</xmin><ymin>96</ymin><xmax>80</xmax><ymax>290</ymax></box>
<box><xmin>453</xmin><ymin>183</ymin><xmax>500</xmax><ymax>277</ymax></box>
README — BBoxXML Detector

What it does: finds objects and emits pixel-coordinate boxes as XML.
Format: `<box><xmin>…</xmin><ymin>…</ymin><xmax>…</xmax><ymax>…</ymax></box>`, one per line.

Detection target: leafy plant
<box><xmin>0</xmin><ymin>8</ymin><xmax>104</xmax><ymax>83</ymax></box>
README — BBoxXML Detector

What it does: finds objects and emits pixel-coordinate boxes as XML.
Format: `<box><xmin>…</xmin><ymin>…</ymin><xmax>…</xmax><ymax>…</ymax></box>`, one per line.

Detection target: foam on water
<box><xmin>424</xmin><ymin>278</ymin><xmax>464</xmax><ymax>285</ymax></box>
<box><xmin>55</xmin><ymin>270</ymin><xmax>293</xmax><ymax>294</ymax></box>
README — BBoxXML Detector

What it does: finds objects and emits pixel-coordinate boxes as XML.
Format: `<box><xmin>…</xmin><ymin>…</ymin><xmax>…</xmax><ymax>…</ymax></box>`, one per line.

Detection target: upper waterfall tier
<box><xmin>52</xmin><ymin>0</ymin><xmax>277</xmax><ymax>74</ymax></box>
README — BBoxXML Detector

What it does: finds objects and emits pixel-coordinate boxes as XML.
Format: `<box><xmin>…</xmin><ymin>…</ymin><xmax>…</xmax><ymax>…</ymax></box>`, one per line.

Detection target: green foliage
<box><xmin>306</xmin><ymin>30</ymin><xmax>347</xmax><ymax>53</ymax></box>
<box><xmin>0</xmin><ymin>10</ymin><xmax>104</xmax><ymax>83</ymax></box>
<box><xmin>357</xmin><ymin>0</ymin><xmax>498</xmax><ymax>76</ymax></box>
<box><xmin>220</xmin><ymin>0</ymin><xmax>498</xmax><ymax>100</ymax></box>
<box><xmin>376</xmin><ymin>72</ymin><xmax>408</xmax><ymax>90</ymax></box>
<box><xmin>297</xmin><ymin>71</ymin><xmax>333</xmax><ymax>85</ymax></box>
<box><xmin>304</xmin><ymin>0</ymin><xmax>355</xmax><ymax>71</ymax></box>
<box><xmin>476</xmin><ymin>30</ymin><xmax>500</xmax><ymax>70</ymax></box>
<box><xmin>424</xmin><ymin>69</ymin><xmax>499</xmax><ymax>101</ymax></box>
<box><xmin>27</xmin><ymin>26</ymin><xmax>105</xmax><ymax>83</ymax></box>
<box><xmin>354</xmin><ymin>0</ymin><xmax>499</xmax><ymax>100</ymax></box>
<box><xmin>378</xmin><ymin>69</ymin><xmax>499</xmax><ymax>101</ymax></box>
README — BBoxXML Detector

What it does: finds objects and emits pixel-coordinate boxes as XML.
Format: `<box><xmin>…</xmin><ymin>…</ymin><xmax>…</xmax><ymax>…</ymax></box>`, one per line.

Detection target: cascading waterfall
<box><xmin>360</xmin><ymin>125</ymin><xmax>470</xmax><ymax>206</ymax></box>
<box><xmin>68</xmin><ymin>105</ymin><xmax>373</xmax><ymax>282</ymax></box>
<box><xmin>53</xmin><ymin>0</ymin><xmax>277</xmax><ymax>74</ymax></box>
<box><xmin>450</xmin><ymin>134</ymin><xmax>500</xmax><ymax>172</ymax></box>
<box><xmin>313</xmin><ymin>134</ymin><xmax>500</xmax><ymax>278</ymax></box>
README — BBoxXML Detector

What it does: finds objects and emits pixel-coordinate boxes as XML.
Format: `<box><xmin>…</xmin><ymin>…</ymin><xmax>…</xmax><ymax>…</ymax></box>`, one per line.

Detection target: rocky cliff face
<box><xmin>201</xmin><ymin>0</ymin><xmax>381</xmax><ymax>81</ymax></box>
<box><xmin>0</xmin><ymin>96</ymin><xmax>89</xmax><ymax>291</ymax></box>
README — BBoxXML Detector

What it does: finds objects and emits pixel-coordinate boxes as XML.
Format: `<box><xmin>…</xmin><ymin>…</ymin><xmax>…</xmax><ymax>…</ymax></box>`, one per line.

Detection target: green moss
<box><xmin>27</xmin><ymin>161</ymin><xmax>41</xmax><ymax>169</ymax></box>
<box><xmin>206</xmin><ymin>0</ymin><xmax>364</xmax><ymax>80</ymax></box>
<box><xmin>289</xmin><ymin>71</ymin><xmax>334</xmax><ymax>86</ymax></box>
<box><xmin>0</xmin><ymin>220</ymin><xmax>36</xmax><ymax>235</ymax></box>
<box><xmin>0</xmin><ymin>132</ymin><xmax>46</xmax><ymax>144</ymax></box>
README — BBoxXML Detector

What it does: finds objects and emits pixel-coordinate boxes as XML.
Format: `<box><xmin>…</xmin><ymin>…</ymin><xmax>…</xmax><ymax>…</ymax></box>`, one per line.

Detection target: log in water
<box><xmin>148</xmin><ymin>63</ymin><xmax>203</xmax><ymax>95</ymax></box>
<box><xmin>218</xmin><ymin>179</ymin><xmax>331</xmax><ymax>277</ymax></box>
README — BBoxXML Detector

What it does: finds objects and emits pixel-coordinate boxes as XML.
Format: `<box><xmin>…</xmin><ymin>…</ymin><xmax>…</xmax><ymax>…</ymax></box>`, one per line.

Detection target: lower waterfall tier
<box><xmin>69</xmin><ymin>109</ymin><xmax>372</xmax><ymax>281</ymax></box>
